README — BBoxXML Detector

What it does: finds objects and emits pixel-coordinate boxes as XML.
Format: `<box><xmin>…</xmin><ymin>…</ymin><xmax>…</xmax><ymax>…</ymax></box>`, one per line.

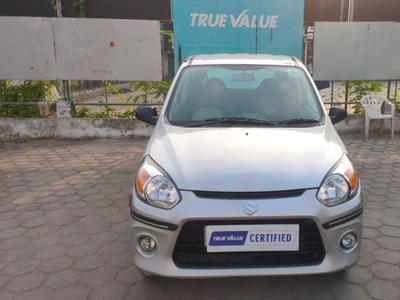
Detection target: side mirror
<box><xmin>135</xmin><ymin>106</ymin><xmax>158</xmax><ymax>126</ymax></box>
<box><xmin>329</xmin><ymin>106</ymin><xmax>347</xmax><ymax>125</ymax></box>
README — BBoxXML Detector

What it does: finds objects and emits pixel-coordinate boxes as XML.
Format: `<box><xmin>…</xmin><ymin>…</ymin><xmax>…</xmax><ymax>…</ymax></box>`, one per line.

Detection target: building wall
<box><xmin>0</xmin><ymin>0</ymin><xmax>171</xmax><ymax>20</ymax></box>
<box><xmin>305</xmin><ymin>0</ymin><xmax>400</xmax><ymax>22</ymax></box>
<box><xmin>1</xmin><ymin>0</ymin><xmax>400</xmax><ymax>22</ymax></box>
<box><xmin>0</xmin><ymin>115</ymin><xmax>390</xmax><ymax>141</ymax></box>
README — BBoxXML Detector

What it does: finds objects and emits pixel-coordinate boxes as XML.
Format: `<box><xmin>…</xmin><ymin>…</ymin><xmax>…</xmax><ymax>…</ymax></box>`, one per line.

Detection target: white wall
<box><xmin>313</xmin><ymin>22</ymin><xmax>400</xmax><ymax>81</ymax></box>
<box><xmin>2</xmin><ymin>115</ymin><xmax>399</xmax><ymax>140</ymax></box>
<box><xmin>0</xmin><ymin>118</ymin><xmax>153</xmax><ymax>140</ymax></box>
<box><xmin>0</xmin><ymin>17</ymin><xmax>162</xmax><ymax>81</ymax></box>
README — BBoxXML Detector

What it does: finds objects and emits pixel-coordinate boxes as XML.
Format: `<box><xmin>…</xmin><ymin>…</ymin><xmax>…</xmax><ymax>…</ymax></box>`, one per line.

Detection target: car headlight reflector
<box><xmin>317</xmin><ymin>174</ymin><xmax>349</xmax><ymax>206</ymax></box>
<box><xmin>145</xmin><ymin>175</ymin><xmax>180</xmax><ymax>208</ymax></box>
<box><xmin>135</xmin><ymin>157</ymin><xmax>181</xmax><ymax>209</ymax></box>
<box><xmin>317</xmin><ymin>155</ymin><xmax>359</xmax><ymax>207</ymax></box>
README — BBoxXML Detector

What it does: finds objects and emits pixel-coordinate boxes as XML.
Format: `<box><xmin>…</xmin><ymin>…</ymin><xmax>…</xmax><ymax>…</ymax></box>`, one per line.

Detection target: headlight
<box><xmin>135</xmin><ymin>156</ymin><xmax>181</xmax><ymax>209</ymax></box>
<box><xmin>317</xmin><ymin>154</ymin><xmax>359</xmax><ymax>207</ymax></box>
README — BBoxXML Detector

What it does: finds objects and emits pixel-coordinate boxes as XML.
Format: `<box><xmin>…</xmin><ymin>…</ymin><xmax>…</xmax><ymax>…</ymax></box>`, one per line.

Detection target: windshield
<box><xmin>167</xmin><ymin>65</ymin><xmax>323</xmax><ymax>127</ymax></box>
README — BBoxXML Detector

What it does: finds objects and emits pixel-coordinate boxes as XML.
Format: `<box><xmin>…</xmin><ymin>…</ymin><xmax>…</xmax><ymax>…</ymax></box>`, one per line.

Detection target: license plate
<box><xmin>205</xmin><ymin>224</ymin><xmax>299</xmax><ymax>252</ymax></box>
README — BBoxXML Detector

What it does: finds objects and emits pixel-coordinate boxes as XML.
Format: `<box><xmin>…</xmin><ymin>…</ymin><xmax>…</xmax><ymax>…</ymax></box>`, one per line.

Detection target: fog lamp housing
<box><xmin>340</xmin><ymin>232</ymin><xmax>357</xmax><ymax>250</ymax></box>
<box><xmin>139</xmin><ymin>236</ymin><xmax>157</xmax><ymax>252</ymax></box>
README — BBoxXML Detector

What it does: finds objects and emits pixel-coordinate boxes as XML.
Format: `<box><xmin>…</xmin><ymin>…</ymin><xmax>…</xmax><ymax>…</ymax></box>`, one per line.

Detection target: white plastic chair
<box><xmin>360</xmin><ymin>94</ymin><xmax>395</xmax><ymax>139</ymax></box>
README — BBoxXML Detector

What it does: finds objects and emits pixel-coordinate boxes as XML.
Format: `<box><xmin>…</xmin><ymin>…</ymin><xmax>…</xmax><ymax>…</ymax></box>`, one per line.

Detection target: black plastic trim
<box><xmin>193</xmin><ymin>189</ymin><xmax>306</xmax><ymax>199</ymax></box>
<box><xmin>322</xmin><ymin>207</ymin><xmax>363</xmax><ymax>229</ymax></box>
<box><xmin>130</xmin><ymin>210</ymin><xmax>179</xmax><ymax>231</ymax></box>
<box><xmin>173</xmin><ymin>218</ymin><xmax>325</xmax><ymax>268</ymax></box>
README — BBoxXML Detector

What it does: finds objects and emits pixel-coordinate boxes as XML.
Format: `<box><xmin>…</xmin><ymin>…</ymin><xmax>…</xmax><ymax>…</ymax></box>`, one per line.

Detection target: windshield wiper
<box><xmin>184</xmin><ymin>117</ymin><xmax>279</xmax><ymax>127</ymax></box>
<box><xmin>207</xmin><ymin>117</ymin><xmax>279</xmax><ymax>125</ymax></box>
<box><xmin>278</xmin><ymin>118</ymin><xmax>321</xmax><ymax>125</ymax></box>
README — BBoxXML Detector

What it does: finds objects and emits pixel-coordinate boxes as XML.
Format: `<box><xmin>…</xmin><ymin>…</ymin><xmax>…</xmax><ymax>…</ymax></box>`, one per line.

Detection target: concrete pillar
<box><xmin>56</xmin><ymin>99</ymin><xmax>74</xmax><ymax>118</ymax></box>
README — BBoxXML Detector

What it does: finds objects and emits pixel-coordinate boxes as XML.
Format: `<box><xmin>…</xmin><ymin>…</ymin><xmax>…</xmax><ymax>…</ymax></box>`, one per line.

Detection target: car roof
<box><xmin>185</xmin><ymin>53</ymin><xmax>301</xmax><ymax>67</ymax></box>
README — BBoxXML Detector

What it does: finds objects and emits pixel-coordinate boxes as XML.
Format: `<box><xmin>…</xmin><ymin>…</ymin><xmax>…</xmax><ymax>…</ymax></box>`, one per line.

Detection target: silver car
<box><xmin>130</xmin><ymin>54</ymin><xmax>363</xmax><ymax>278</ymax></box>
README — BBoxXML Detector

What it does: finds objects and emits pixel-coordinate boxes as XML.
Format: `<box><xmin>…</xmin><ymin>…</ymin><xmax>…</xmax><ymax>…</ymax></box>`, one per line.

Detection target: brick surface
<box><xmin>3</xmin><ymin>258</ymin><xmax>40</xmax><ymax>276</ymax></box>
<box><xmin>5</xmin><ymin>271</ymin><xmax>46</xmax><ymax>293</ymax></box>
<box><xmin>1</xmin><ymin>136</ymin><xmax>400</xmax><ymax>299</ymax></box>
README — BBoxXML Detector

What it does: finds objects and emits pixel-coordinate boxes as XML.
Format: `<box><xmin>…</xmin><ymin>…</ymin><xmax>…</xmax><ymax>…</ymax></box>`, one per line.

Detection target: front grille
<box><xmin>193</xmin><ymin>189</ymin><xmax>305</xmax><ymax>199</ymax></box>
<box><xmin>172</xmin><ymin>219</ymin><xmax>325</xmax><ymax>268</ymax></box>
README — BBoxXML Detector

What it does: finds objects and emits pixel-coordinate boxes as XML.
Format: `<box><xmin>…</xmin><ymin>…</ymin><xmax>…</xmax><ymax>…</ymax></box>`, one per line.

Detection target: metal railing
<box><xmin>1</xmin><ymin>80</ymin><xmax>399</xmax><ymax>118</ymax></box>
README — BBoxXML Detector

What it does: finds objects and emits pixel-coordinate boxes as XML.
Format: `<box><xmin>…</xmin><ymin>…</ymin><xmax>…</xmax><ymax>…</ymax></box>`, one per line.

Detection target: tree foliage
<box><xmin>0</xmin><ymin>80</ymin><xmax>57</xmax><ymax>117</ymax></box>
<box><xmin>339</xmin><ymin>80</ymin><xmax>384</xmax><ymax>114</ymax></box>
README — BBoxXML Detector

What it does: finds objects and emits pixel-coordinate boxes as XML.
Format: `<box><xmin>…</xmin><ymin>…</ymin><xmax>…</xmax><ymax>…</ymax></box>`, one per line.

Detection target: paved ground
<box><xmin>1</xmin><ymin>134</ymin><xmax>400</xmax><ymax>300</ymax></box>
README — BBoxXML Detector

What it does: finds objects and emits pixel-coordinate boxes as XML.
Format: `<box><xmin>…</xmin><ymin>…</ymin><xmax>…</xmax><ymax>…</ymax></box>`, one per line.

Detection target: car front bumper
<box><xmin>129</xmin><ymin>189</ymin><xmax>363</xmax><ymax>278</ymax></box>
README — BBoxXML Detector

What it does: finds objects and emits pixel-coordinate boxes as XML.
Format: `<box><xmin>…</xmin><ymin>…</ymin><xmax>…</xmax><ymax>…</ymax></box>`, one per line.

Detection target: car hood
<box><xmin>145</xmin><ymin>123</ymin><xmax>346</xmax><ymax>192</ymax></box>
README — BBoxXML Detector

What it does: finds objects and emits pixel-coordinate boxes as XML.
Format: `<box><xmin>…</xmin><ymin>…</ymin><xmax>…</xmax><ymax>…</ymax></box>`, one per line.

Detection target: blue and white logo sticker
<box><xmin>209</xmin><ymin>231</ymin><xmax>248</xmax><ymax>246</ymax></box>
<box><xmin>205</xmin><ymin>224</ymin><xmax>299</xmax><ymax>252</ymax></box>
<box><xmin>173</xmin><ymin>0</ymin><xmax>305</xmax><ymax>70</ymax></box>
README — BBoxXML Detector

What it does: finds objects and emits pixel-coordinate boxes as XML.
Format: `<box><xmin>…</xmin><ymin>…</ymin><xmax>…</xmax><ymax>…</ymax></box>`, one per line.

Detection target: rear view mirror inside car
<box><xmin>232</xmin><ymin>73</ymin><xmax>255</xmax><ymax>82</ymax></box>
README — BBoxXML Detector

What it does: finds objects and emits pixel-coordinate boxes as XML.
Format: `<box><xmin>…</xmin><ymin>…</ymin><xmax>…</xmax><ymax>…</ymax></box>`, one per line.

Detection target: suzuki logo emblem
<box><xmin>242</xmin><ymin>201</ymin><xmax>258</xmax><ymax>216</ymax></box>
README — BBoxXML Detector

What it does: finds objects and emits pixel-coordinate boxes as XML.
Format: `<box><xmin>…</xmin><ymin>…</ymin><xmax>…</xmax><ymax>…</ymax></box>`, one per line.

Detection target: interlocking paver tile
<box><xmin>14</xmin><ymin>203</ymin><xmax>39</xmax><ymax>212</ymax></box>
<box><xmin>59</xmin><ymin>233</ymin><xmax>88</xmax><ymax>246</ymax></box>
<box><xmin>373</xmin><ymin>248</ymin><xmax>400</xmax><ymax>264</ymax></box>
<box><xmin>362</xmin><ymin>227</ymin><xmax>381</xmax><ymax>239</ymax></box>
<box><xmin>18</xmin><ymin>210</ymin><xmax>44</xmax><ymax>220</ymax></box>
<box><xmin>5</xmin><ymin>271</ymin><xmax>46</xmax><ymax>293</ymax></box>
<box><xmin>78</xmin><ymin>214</ymin><xmax>103</xmax><ymax>226</ymax></box>
<box><xmin>53</xmin><ymin>285</ymin><xmax>91</xmax><ymax>300</ymax></box>
<box><xmin>56</xmin><ymin>224</ymin><xmax>83</xmax><ymax>236</ymax></box>
<box><xmin>370</xmin><ymin>262</ymin><xmax>400</xmax><ymax>281</ymax></box>
<box><xmin>0</xmin><ymin>219</ymin><xmax>20</xmax><ymax>230</ymax></box>
<box><xmin>60</xmin><ymin>194</ymin><xmax>83</xmax><ymax>203</ymax></box>
<box><xmin>379</xmin><ymin>225</ymin><xmax>400</xmax><ymax>238</ymax></box>
<box><xmin>90</xmin><ymin>231</ymin><xmax>119</xmax><ymax>245</ymax></box>
<box><xmin>64</xmin><ymin>200</ymin><xmax>87</xmax><ymax>209</ymax></box>
<box><xmin>0</xmin><ymin>290</ymin><xmax>13</xmax><ymax>300</ymax></box>
<box><xmin>44</xmin><ymin>269</ymin><xmax>83</xmax><ymax>288</ymax></box>
<box><xmin>83</xmin><ymin>221</ymin><xmax>111</xmax><ymax>235</ymax></box>
<box><xmin>375</xmin><ymin>236</ymin><xmax>400</xmax><ymax>250</ymax></box>
<box><xmin>98</xmin><ymin>240</ymin><xmax>128</xmax><ymax>255</ymax></box>
<box><xmin>81</xmin><ymin>266</ymin><xmax>118</xmax><ymax>286</ymax></box>
<box><xmin>125</xmin><ymin>278</ymin><xmax>168</xmax><ymax>300</ymax></box>
<box><xmin>34</xmin><ymin>245</ymin><xmax>67</xmax><ymax>261</ymax></box>
<box><xmin>363</xmin><ymin>217</ymin><xmax>384</xmax><ymax>228</ymax></box>
<box><xmin>380</xmin><ymin>216</ymin><xmax>400</xmax><ymax>227</ymax></box>
<box><xmin>361</xmin><ymin>239</ymin><xmax>380</xmax><ymax>253</ymax></box>
<box><xmin>0</xmin><ymin>236</ymin><xmax>29</xmax><ymax>250</ymax></box>
<box><xmin>366</xmin><ymin>279</ymin><xmax>400</xmax><ymax>300</ymax></box>
<box><xmin>0</xmin><ymin>204</ymin><xmax>14</xmax><ymax>213</ymax></box>
<box><xmin>3</xmin><ymin>258</ymin><xmax>40</xmax><ymax>276</ymax></box>
<box><xmin>25</xmin><ymin>225</ymin><xmax>55</xmax><ymax>238</ymax></box>
<box><xmin>166</xmin><ymin>279</ymin><xmax>202</xmax><ymax>298</ymax></box>
<box><xmin>83</xmin><ymin>193</ymin><xmax>106</xmax><ymax>202</ymax></box>
<box><xmin>2</xmin><ymin>247</ymin><xmax>36</xmax><ymax>262</ymax></box>
<box><xmin>331</xmin><ymin>283</ymin><xmax>373</xmax><ymax>300</ymax></box>
<box><xmin>48</xmin><ymin>215</ymin><xmax>76</xmax><ymax>226</ymax></box>
<box><xmin>66</xmin><ymin>242</ymin><xmax>99</xmax><ymax>258</ymax></box>
<box><xmin>1</xmin><ymin>135</ymin><xmax>400</xmax><ymax>299</ymax></box>
<box><xmin>39</xmin><ymin>256</ymin><xmax>75</xmax><ymax>273</ymax></box>
<box><xmin>69</xmin><ymin>207</ymin><xmax>95</xmax><ymax>217</ymax></box>
<box><xmin>341</xmin><ymin>265</ymin><xmax>373</xmax><ymax>285</ymax></box>
<box><xmin>13</xmin><ymin>287</ymin><xmax>56</xmax><ymax>300</ymax></box>
<box><xmin>40</xmin><ymin>202</ymin><xmax>64</xmax><ymax>210</ymax></box>
<box><xmin>115</xmin><ymin>265</ymin><xmax>145</xmax><ymax>284</ymax></box>
<box><xmin>87</xmin><ymin>282</ymin><xmax>129</xmax><ymax>300</ymax></box>
<box><xmin>73</xmin><ymin>255</ymin><xmax>107</xmax><ymax>272</ymax></box>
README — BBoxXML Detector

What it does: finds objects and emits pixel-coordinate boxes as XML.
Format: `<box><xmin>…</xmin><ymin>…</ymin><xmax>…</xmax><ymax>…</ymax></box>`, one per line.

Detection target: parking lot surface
<box><xmin>1</xmin><ymin>134</ymin><xmax>400</xmax><ymax>300</ymax></box>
